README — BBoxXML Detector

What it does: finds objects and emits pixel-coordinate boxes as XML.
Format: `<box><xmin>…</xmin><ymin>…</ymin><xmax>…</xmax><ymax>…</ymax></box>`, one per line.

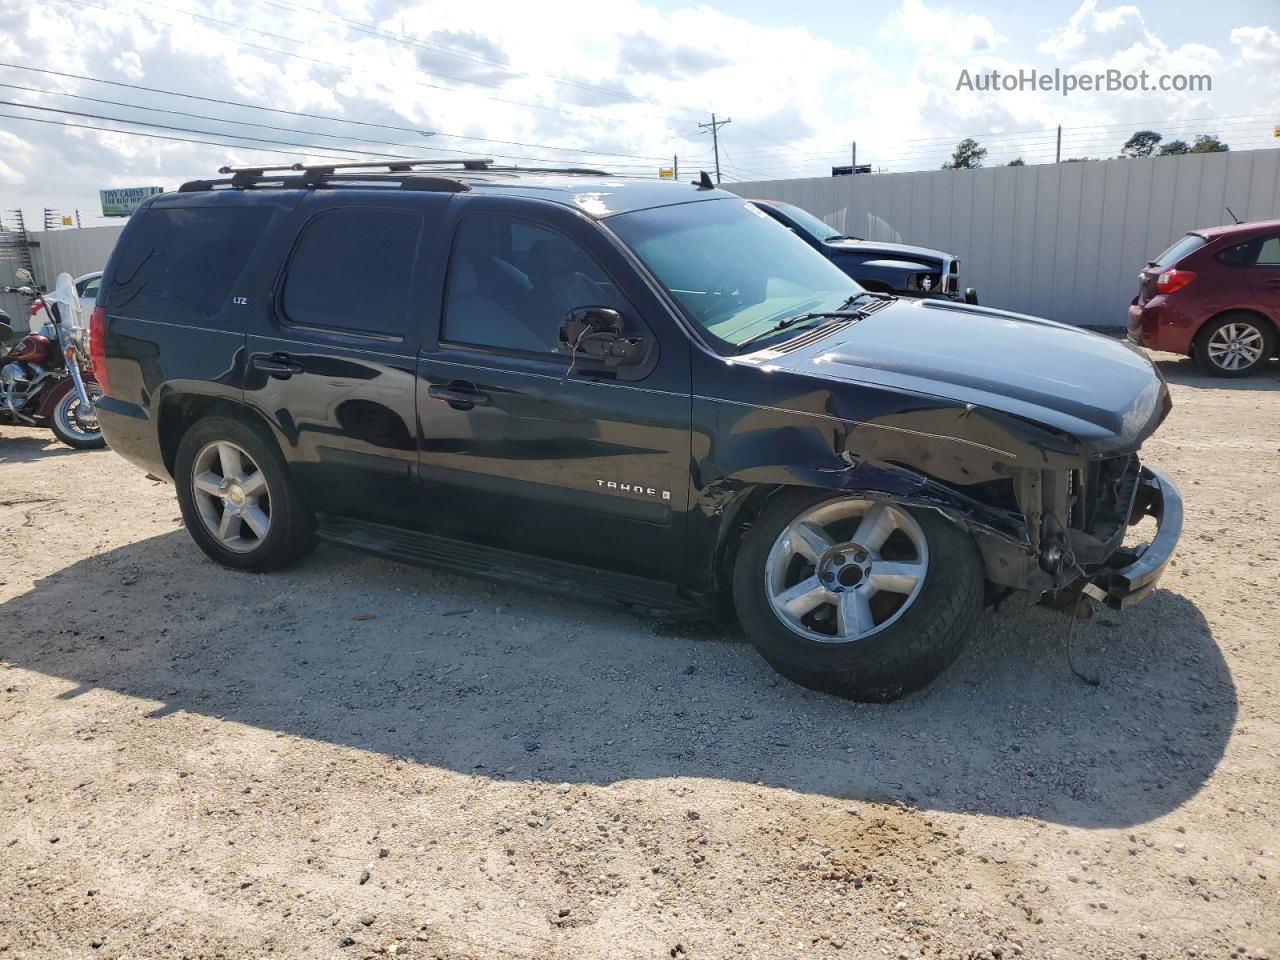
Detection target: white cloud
<box><xmin>0</xmin><ymin>0</ymin><xmax>1274</xmax><ymax>214</ymax></box>
<box><xmin>1231</xmin><ymin>25</ymin><xmax>1280</xmax><ymax>65</ymax></box>
<box><xmin>882</xmin><ymin>0</ymin><xmax>1002</xmax><ymax>54</ymax></box>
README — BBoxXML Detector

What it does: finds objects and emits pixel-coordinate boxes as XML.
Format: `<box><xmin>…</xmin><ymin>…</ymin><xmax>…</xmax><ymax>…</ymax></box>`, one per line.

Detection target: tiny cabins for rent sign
<box><xmin>99</xmin><ymin>186</ymin><xmax>163</xmax><ymax>218</ymax></box>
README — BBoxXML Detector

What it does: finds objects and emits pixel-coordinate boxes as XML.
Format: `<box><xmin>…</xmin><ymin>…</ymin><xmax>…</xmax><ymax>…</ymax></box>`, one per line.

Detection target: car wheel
<box><xmin>1194</xmin><ymin>314</ymin><xmax>1274</xmax><ymax>377</ymax></box>
<box><xmin>174</xmin><ymin>416</ymin><xmax>315</xmax><ymax>571</ymax></box>
<box><xmin>732</xmin><ymin>490</ymin><xmax>982</xmax><ymax>702</ymax></box>
<box><xmin>50</xmin><ymin>383</ymin><xmax>106</xmax><ymax>449</ymax></box>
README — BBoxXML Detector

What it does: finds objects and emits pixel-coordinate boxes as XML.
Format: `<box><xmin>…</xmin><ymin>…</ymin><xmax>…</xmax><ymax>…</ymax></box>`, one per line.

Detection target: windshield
<box><xmin>769</xmin><ymin>201</ymin><xmax>846</xmax><ymax>243</ymax></box>
<box><xmin>608</xmin><ymin>199</ymin><xmax>863</xmax><ymax>351</ymax></box>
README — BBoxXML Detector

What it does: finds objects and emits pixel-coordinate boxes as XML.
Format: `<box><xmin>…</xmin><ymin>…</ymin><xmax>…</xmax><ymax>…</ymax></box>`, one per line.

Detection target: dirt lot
<box><xmin>1</xmin><ymin>354</ymin><xmax>1277</xmax><ymax>960</ymax></box>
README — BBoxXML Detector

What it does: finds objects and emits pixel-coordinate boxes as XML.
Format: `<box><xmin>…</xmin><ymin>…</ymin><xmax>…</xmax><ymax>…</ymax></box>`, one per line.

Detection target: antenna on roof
<box><xmin>692</xmin><ymin>170</ymin><xmax>714</xmax><ymax>189</ymax></box>
<box><xmin>1225</xmin><ymin>205</ymin><xmax>1243</xmax><ymax>225</ymax></box>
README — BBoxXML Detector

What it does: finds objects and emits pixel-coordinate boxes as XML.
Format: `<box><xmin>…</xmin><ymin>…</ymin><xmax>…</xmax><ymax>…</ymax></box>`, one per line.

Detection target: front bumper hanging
<box><xmin>1087</xmin><ymin>465</ymin><xmax>1183</xmax><ymax>610</ymax></box>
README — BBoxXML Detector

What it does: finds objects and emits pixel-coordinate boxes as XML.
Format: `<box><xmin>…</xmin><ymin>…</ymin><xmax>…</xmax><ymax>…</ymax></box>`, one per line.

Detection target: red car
<box><xmin>1128</xmin><ymin>219</ymin><xmax>1280</xmax><ymax>376</ymax></box>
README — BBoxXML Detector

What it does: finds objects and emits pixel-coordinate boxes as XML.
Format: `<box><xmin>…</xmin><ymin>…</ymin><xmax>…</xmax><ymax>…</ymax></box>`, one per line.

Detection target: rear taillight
<box><xmin>1156</xmin><ymin>268</ymin><xmax>1196</xmax><ymax>294</ymax></box>
<box><xmin>89</xmin><ymin>305</ymin><xmax>109</xmax><ymax>395</ymax></box>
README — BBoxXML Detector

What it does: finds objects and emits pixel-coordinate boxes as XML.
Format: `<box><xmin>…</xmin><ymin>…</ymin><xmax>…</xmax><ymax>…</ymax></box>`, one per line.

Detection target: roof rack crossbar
<box><xmin>218</xmin><ymin>158</ymin><xmax>493</xmax><ymax>176</ymax></box>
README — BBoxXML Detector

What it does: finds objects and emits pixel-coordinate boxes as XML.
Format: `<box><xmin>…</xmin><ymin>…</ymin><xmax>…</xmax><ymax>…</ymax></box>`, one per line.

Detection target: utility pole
<box><xmin>1055</xmin><ymin>125</ymin><xmax>1062</xmax><ymax>163</ymax></box>
<box><xmin>851</xmin><ymin>141</ymin><xmax>857</xmax><ymax>172</ymax></box>
<box><xmin>673</xmin><ymin>154</ymin><xmax>678</xmax><ymax>181</ymax></box>
<box><xmin>698</xmin><ymin>113</ymin><xmax>731</xmax><ymax>184</ymax></box>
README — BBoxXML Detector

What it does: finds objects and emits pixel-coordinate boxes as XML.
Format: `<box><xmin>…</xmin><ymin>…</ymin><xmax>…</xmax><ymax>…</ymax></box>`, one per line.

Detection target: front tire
<box><xmin>50</xmin><ymin>383</ymin><xmax>106</xmax><ymax>449</ymax></box>
<box><xmin>1193</xmin><ymin>314</ymin><xmax>1274</xmax><ymax>377</ymax></box>
<box><xmin>174</xmin><ymin>416</ymin><xmax>315</xmax><ymax>571</ymax></box>
<box><xmin>732</xmin><ymin>491</ymin><xmax>982</xmax><ymax>702</ymax></box>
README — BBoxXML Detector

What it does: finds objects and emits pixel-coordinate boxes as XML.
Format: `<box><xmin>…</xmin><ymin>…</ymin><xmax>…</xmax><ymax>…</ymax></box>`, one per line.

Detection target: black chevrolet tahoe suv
<box><xmin>91</xmin><ymin>159</ymin><xmax>1182</xmax><ymax>701</ymax></box>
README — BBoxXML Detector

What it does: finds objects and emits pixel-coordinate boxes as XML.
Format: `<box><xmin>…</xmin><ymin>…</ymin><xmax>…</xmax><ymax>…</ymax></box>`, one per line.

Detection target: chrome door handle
<box><xmin>252</xmin><ymin>354</ymin><xmax>304</xmax><ymax>378</ymax></box>
<box><xmin>427</xmin><ymin>382</ymin><xmax>491</xmax><ymax>411</ymax></box>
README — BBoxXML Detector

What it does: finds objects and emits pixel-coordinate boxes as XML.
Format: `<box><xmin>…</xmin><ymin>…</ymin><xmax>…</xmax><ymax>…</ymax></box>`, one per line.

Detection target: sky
<box><xmin>0</xmin><ymin>0</ymin><xmax>1276</xmax><ymax>227</ymax></box>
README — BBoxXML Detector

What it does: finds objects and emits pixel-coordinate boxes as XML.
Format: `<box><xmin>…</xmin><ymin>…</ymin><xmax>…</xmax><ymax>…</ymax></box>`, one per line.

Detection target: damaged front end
<box><xmin>1011</xmin><ymin>455</ymin><xmax>1183</xmax><ymax>609</ymax></box>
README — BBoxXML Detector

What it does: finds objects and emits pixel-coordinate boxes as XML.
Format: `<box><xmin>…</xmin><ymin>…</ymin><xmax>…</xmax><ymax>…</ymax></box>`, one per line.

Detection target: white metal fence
<box><xmin>725</xmin><ymin>148</ymin><xmax>1280</xmax><ymax>327</ymax></box>
<box><xmin>0</xmin><ymin>224</ymin><xmax>123</xmax><ymax>336</ymax></box>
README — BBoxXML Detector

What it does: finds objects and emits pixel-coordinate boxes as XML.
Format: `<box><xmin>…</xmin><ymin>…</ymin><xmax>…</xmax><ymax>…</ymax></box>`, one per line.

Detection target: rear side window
<box><xmin>1217</xmin><ymin>236</ymin><xmax>1280</xmax><ymax>268</ymax></box>
<box><xmin>1151</xmin><ymin>233</ymin><xmax>1206</xmax><ymax>268</ymax></box>
<box><xmin>106</xmin><ymin>206</ymin><xmax>271</xmax><ymax>323</ymax></box>
<box><xmin>282</xmin><ymin>207</ymin><xmax>421</xmax><ymax>339</ymax></box>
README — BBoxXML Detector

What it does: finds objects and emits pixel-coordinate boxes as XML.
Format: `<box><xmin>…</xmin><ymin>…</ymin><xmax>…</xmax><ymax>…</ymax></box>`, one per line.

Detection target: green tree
<box><xmin>1158</xmin><ymin>139</ymin><xmax>1190</xmax><ymax>156</ymax></box>
<box><xmin>941</xmin><ymin>138</ymin><xmax>987</xmax><ymax>169</ymax></box>
<box><xmin>1007</xmin><ymin>157</ymin><xmax>1025</xmax><ymax>166</ymax></box>
<box><xmin>1121</xmin><ymin>130</ymin><xmax>1163</xmax><ymax>158</ymax></box>
<box><xmin>1189</xmin><ymin>134</ymin><xmax>1229</xmax><ymax>153</ymax></box>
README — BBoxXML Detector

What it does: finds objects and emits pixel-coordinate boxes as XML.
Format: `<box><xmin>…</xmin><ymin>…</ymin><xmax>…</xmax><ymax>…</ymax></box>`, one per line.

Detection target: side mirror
<box><xmin>14</xmin><ymin>268</ymin><xmax>33</xmax><ymax>286</ymax></box>
<box><xmin>558</xmin><ymin>307</ymin><xmax>645</xmax><ymax>367</ymax></box>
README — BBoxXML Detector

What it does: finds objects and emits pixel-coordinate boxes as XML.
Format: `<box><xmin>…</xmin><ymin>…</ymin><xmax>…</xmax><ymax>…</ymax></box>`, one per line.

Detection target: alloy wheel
<box><xmin>764</xmin><ymin>499</ymin><xmax>929</xmax><ymax>644</ymax></box>
<box><xmin>1206</xmin><ymin>321</ymin><xmax>1265</xmax><ymax>372</ymax></box>
<box><xmin>190</xmin><ymin>440</ymin><xmax>272</xmax><ymax>553</ymax></box>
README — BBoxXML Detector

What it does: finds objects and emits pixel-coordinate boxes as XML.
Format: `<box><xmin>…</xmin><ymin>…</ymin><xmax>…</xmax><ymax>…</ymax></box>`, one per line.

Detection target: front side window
<box><xmin>766</xmin><ymin>201</ymin><xmax>845</xmax><ymax>243</ymax></box>
<box><xmin>442</xmin><ymin>214</ymin><xmax>625</xmax><ymax>354</ymax></box>
<box><xmin>608</xmin><ymin>198</ymin><xmax>861</xmax><ymax>351</ymax></box>
<box><xmin>80</xmin><ymin>275</ymin><xmax>101</xmax><ymax>299</ymax></box>
<box><xmin>282</xmin><ymin>207</ymin><xmax>421</xmax><ymax>339</ymax></box>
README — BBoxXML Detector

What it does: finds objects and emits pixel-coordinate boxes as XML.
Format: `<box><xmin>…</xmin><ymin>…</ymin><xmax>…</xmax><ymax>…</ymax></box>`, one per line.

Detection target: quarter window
<box><xmin>282</xmin><ymin>207</ymin><xmax>421</xmax><ymax>338</ymax></box>
<box><xmin>442</xmin><ymin>215</ymin><xmax>625</xmax><ymax>354</ymax></box>
<box><xmin>1257</xmin><ymin>237</ymin><xmax>1280</xmax><ymax>266</ymax></box>
<box><xmin>105</xmin><ymin>206</ymin><xmax>271</xmax><ymax>322</ymax></box>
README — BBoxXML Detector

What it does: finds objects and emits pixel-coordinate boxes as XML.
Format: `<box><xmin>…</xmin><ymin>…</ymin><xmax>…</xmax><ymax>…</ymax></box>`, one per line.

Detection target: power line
<box><xmin>0</xmin><ymin>110</ymin><xmax>368</xmax><ymax>162</ymax></box>
<box><xmin>726</xmin><ymin>115</ymin><xmax>1278</xmax><ymax>160</ymax></box>
<box><xmin>57</xmin><ymin>0</ymin><xmax>699</xmax><ymax>131</ymax></box>
<box><xmin>249</xmin><ymin>0</ymin><xmax>707</xmax><ymax>120</ymax></box>
<box><xmin>0</xmin><ymin>62</ymin><xmax>671</xmax><ymax>163</ymax></box>
<box><xmin>0</xmin><ymin>97</ymin><xmax>425</xmax><ymax>160</ymax></box>
<box><xmin>0</xmin><ymin>80</ymin><xmax>664</xmax><ymax>167</ymax></box>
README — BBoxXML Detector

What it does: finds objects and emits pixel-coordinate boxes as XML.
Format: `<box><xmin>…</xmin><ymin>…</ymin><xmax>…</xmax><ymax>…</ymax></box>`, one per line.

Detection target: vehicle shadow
<box><xmin>0</xmin><ymin>432</ymin><xmax>103</xmax><ymax>463</ymax></box>
<box><xmin>0</xmin><ymin>531</ymin><xmax>1234</xmax><ymax>829</ymax></box>
<box><xmin>1154</xmin><ymin>355</ymin><xmax>1280</xmax><ymax>390</ymax></box>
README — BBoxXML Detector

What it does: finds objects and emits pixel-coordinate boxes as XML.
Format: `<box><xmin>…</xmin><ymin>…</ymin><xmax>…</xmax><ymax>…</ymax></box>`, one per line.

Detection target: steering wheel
<box><xmin>703</xmin><ymin>267</ymin><xmax>746</xmax><ymax>316</ymax></box>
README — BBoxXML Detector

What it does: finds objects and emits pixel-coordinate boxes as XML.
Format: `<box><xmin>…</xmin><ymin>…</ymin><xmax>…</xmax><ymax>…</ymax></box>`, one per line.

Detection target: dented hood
<box><xmin>769</xmin><ymin>298</ymin><xmax>1170</xmax><ymax>451</ymax></box>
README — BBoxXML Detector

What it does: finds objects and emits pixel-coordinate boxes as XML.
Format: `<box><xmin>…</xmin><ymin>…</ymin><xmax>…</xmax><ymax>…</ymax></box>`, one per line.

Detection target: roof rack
<box><xmin>179</xmin><ymin>157</ymin><xmax>617</xmax><ymax>195</ymax></box>
<box><xmin>217</xmin><ymin>158</ymin><xmax>496</xmax><ymax>176</ymax></box>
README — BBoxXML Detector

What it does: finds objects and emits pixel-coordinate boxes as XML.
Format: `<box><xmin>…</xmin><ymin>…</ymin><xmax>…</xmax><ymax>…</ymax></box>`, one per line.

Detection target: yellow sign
<box><xmin>658</xmin><ymin>167</ymin><xmax>674</xmax><ymax>179</ymax></box>
<box><xmin>1274</xmin><ymin>125</ymin><xmax>1280</xmax><ymax>138</ymax></box>
<box><xmin>61</xmin><ymin>215</ymin><xmax>73</xmax><ymax>226</ymax></box>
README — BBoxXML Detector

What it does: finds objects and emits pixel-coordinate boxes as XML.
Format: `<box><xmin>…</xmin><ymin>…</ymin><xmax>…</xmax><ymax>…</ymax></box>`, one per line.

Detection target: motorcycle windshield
<box><xmin>47</xmin><ymin>272</ymin><xmax>82</xmax><ymax>338</ymax></box>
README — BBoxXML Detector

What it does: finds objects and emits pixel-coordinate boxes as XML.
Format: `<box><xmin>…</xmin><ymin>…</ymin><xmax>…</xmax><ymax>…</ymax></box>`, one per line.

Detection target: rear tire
<box><xmin>732</xmin><ymin>490</ymin><xmax>982</xmax><ymax>702</ymax></box>
<box><xmin>174</xmin><ymin>416</ymin><xmax>315</xmax><ymax>571</ymax></box>
<box><xmin>1193</xmin><ymin>314</ymin><xmax>1274</xmax><ymax>377</ymax></box>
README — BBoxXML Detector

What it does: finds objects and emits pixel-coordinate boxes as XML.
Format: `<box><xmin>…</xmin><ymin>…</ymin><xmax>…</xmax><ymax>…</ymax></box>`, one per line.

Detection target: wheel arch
<box><xmin>157</xmin><ymin>393</ymin><xmax>282</xmax><ymax>478</ymax></box>
<box><xmin>1193</xmin><ymin>307</ymin><xmax>1279</xmax><ymax>354</ymax></box>
<box><xmin>697</xmin><ymin>464</ymin><xmax>1038</xmax><ymax>605</ymax></box>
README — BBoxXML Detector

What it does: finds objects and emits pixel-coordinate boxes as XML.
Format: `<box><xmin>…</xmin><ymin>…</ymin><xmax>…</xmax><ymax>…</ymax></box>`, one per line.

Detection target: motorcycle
<box><xmin>1</xmin><ymin>269</ymin><xmax>105</xmax><ymax>449</ymax></box>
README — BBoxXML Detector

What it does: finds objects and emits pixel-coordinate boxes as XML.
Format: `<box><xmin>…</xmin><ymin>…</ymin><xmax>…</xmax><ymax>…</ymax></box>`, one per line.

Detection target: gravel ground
<box><xmin>1</xmin><ymin>354</ymin><xmax>1277</xmax><ymax>960</ymax></box>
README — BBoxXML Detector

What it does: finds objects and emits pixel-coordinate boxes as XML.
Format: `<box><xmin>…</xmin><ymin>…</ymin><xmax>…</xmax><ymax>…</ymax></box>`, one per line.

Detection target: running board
<box><xmin>315</xmin><ymin>515</ymin><xmax>707</xmax><ymax>619</ymax></box>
